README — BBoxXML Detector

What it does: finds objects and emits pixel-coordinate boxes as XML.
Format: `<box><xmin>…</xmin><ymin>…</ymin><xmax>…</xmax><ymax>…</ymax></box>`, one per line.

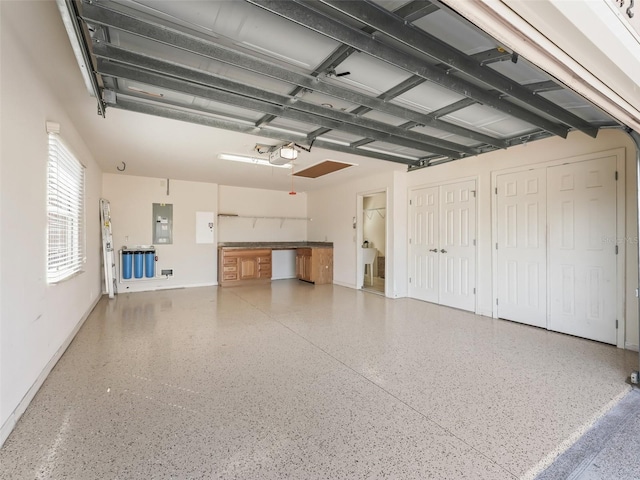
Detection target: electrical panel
<box><xmin>152</xmin><ymin>203</ymin><xmax>173</xmax><ymax>244</ymax></box>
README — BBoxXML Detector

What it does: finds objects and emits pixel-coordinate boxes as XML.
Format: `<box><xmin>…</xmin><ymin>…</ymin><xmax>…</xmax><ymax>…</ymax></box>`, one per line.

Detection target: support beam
<box><xmin>108</xmin><ymin>95</ymin><xmax>422</xmax><ymax>166</ymax></box>
<box><xmin>246</xmin><ymin>0</ymin><xmax>569</xmax><ymax>138</ymax></box>
<box><xmin>81</xmin><ymin>2</ymin><xmax>506</xmax><ymax>148</ymax></box>
<box><xmin>394</xmin><ymin>0</ymin><xmax>440</xmax><ymax>22</ymax></box>
<box><xmin>255</xmin><ymin>44</ymin><xmax>355</xmax><ymax>127</ymax></box>
<box><xmin>431</xmin><ymin>98</ymin><xmax>477</xmax><ymax>119</ymax></box>
<box><xmin>317</xmin><ymin>0</ymin><xmax>597</xmax><ymax>137</ymax></box>
<box><xmin>524</xmin><ymin>81</ymin><xmax>563</xmax><ymax>94</ymax></box>
<box><xmin>96</xmin><ymin>58</ymin><xmax>467</xmax><ymax>158</ymax></box>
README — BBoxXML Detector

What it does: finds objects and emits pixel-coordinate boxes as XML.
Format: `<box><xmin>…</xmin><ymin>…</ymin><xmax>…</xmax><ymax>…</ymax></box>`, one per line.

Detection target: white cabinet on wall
<box><xmin>495</xmin><ymin>154</ymin><xmax>621</xmax><ymax>345</ymax></box>
<box><xmin>409</xmin><ymin>179</ymin><xmax>477</xmax><ymax>312</ymax></box>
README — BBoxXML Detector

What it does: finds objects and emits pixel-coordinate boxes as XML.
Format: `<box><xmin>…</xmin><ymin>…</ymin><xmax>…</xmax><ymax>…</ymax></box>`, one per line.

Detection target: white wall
<box><xmin>307</xmin><ymin>170</ymin><xmax>408</xmax><ymax>298</ymax></box>
<box><xmin>406</xmin><ymin>129</ymin><xmax>639</xmax><ymax>350</ymax></box>
<box><xmin>217</xmin><ymin>185</ymin><xmax>308</xmax><ymax>242</ymax></box>
<box><xmin>102</xmin><ymin>174</ymin><xmax>218</xmax><ymax>292</ymax></box>
<box><xmin>308</xmin><ymin>130</ymin><xmax>638</xmax><ymax>350</ymax></box>
<box><xmin>0</xmin><ymin>7</ymin><xmax>103</xmax><ymax>445</ymax></box>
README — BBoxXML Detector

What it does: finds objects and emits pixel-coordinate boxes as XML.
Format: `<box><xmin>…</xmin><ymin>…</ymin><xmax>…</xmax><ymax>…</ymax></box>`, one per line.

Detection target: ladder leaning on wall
<box><xmin>100</xmin><ymin>198</ymin><xmax>117</xmax><ymax>298</ymax></box>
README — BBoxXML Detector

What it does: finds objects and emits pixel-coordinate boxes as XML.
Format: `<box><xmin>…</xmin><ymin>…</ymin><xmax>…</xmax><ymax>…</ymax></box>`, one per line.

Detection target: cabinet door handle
<box><xmin>440</xmin><ymin>249</ymin><xmax>447</xmax><ymax>253</ymax></box>
<box><xmin>429</xmin><ymin>248</ymin><xmax>438</xmax><ymax>253</ymax></box>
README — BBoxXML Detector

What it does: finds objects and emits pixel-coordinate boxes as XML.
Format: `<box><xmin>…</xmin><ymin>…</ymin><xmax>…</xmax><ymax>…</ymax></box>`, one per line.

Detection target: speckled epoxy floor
<box><xmin>0</xmin><ymin>281</ymin><xmax>636</xmax><ymax>479</ymax></box>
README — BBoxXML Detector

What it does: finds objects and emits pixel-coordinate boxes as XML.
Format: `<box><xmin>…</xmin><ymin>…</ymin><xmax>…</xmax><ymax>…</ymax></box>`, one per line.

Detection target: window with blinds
<box><xmin>47</xmin><ymin>133</ymin><xmax>86</xmax><ymax>283</ymax></box>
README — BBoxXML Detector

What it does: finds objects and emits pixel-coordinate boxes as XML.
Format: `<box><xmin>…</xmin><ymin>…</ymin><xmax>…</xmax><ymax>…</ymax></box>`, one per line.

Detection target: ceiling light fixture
<box><xmin>217</xmin><ymin>153</ymin><xmax>292</xmax><ymax>169</ymax></box>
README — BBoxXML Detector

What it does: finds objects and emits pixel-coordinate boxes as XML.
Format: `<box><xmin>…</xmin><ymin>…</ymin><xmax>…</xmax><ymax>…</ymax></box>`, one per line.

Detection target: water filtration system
<box><xmin>121</xmin><ymin>246</ymin><xmax>156</xmax><ymax>281</ymax></box>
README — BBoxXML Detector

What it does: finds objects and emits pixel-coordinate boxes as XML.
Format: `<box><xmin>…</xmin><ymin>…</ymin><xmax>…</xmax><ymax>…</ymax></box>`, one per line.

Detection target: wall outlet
<box><xmin>161</xmin><ymin>269</ymin><xmax>173</xmax><ymax>276</ymax></box>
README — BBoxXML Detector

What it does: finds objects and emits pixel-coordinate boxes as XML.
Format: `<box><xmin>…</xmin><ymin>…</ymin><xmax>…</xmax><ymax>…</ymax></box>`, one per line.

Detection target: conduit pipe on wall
<box><xmin>631</xmin><ymin>129</ymin><xmax>640</xmax><ymax>384</ymax></box>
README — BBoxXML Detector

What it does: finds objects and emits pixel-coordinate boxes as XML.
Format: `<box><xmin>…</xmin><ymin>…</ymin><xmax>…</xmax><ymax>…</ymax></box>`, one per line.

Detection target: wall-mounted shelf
<box><xmin>218</xmin><ymin>214</ymin><xmax>312</xmax><ymax>228</ymax></box>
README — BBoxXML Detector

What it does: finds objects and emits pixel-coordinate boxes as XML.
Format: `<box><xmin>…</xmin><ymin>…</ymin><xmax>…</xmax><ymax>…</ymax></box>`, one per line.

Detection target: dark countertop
<box><xmin>219</xmin><ymin>241</ymin><xmax>333</xmax><ymax>250</ymax></box>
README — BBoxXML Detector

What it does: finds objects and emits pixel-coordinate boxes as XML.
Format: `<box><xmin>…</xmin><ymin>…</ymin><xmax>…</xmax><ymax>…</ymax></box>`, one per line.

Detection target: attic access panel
<box><xmin>64</xmin><ymin>0</ymin><xmax>622</xmax><ymax>170</ymax></box>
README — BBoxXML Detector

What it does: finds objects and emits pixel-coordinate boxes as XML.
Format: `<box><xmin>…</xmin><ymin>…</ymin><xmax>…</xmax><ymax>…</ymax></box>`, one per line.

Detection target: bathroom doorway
<box><xmin>361</xmin><ymin>191</ymin><xmax>386</xmax><ymax>294</ymax></box>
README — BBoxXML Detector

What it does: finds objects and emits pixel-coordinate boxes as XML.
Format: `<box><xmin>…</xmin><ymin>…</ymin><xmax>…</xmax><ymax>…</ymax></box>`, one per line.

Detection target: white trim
<box><xmin>625</xmin><ymin>343</ymin><xmax>639</xmax><ymax>352</ymax></box>
<box><xmin>490</xmin><ymin>148</ymin><xmax>626</xmax><ymax>348</ymax></box>
<box><xmin>0</xmin><ymin>295</ymin><xmax>101</xmax><ymax>447</ymax></box>
<box><xmin>333</xmin><ymin>279</ymin><xmax>356</xmax><ymax>290</ymax></box>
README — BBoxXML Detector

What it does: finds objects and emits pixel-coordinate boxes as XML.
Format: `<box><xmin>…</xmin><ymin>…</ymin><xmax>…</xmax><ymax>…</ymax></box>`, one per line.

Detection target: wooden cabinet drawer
<box><xmin>223</xmin><ymin>256</ymin><xmax>238</xmax><ymax>265</ymax></box>
<box><xmin>223</xmin><ymin>272</ymin><xmax>238</xmax><ymax>281</ymax></box>
<box><xmin>257</xmin><ymin>256</ymin><xmax>271</xmax><ymax>264</ymax></box>
<box><xmin>223</xmin><ymin>265</ymin><xmax>237</xmax><ymax>272</ymax></box>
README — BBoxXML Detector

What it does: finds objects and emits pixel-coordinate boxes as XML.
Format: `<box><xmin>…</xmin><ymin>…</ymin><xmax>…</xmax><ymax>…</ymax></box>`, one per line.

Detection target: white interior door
<box><xmin>409</xmin><ymin>187</ymin><xmax>439</xmax><ymax>303</ymax></box>
<box><xmin>438</xmin><ymin>180</ymin><xmax>476</xmax><ymax>311</ymax></box>
<box><xmin>547</xmin><ymin>157</ymin><xmax>617</xmax><ymax>344</ymax></box>
<box><xmin>409</xmin><ymin>181</ymin><xmax>476</xmax><ymax>311</ymax></box>
<box><xmin>496</xmin><ymin>169</ymin><xmax>547</xmax><ymax>328</ymax></box>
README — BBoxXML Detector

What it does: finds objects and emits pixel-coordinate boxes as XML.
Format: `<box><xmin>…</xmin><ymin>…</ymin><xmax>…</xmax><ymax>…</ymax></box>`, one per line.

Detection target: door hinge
<box><xmin>615</xmin><ymin>171</ymin><xmax>619</xmax><ymax>181</ymax></box>
<box><xmin>473</xmin><ymin>239</ymin><xmax>476</xmax><ymax>246</ymax></box>
<box><xmin>495</xmin><ymin>187</ymin><xmax>498</xmax><ymax>195</ymax></box>
<box><xmin>473</xmin><ymin>288</ymin><xmax>476</xmax><ymax>294</ymax></box>
<box><xmin>496</xmin><ymin>298</ymin><xmax>499</xmax><ymax>305</ymax></box>
<box><xmin>472</xmin><ymin>190</ymin><xmax>476</xmax><ymax>198</ymax></box>
<box><xmin>409</xmin><ymin>238</ymin><xmax>412</xmax><ymax>244</ymax></box>
<box><xmin>615</xmin><ymin>245</ymin><xmax>619</xmax><ymax>255</ymax></box>
<box><xmin>409</xmin><ymin>277</ymin><xmax>412</xmax><ymax>284</ymax></box>
<box><xmin>409</xmin><ymin>199</ymin><xmax>412</xmax><ymax>205</ymax></box>
<box><xmin>495</xmin><ymin>242</ymin><xmax>498</xmax><ymax>250</ymax></box>
<box><xmin>616</xmin><ymin>319</ymin><xmax>618</xmax><ymax>329</ymax></box>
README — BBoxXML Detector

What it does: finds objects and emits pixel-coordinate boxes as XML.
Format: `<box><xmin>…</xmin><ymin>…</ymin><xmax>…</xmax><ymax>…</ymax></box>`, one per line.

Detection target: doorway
<box><xmin>361</xmin><ymin>191</ymin><xmax>386</xmax><ymax>295</ymax></box>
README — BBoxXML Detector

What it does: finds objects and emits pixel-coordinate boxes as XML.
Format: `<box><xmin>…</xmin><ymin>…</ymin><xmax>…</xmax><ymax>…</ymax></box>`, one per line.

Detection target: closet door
<box><xmin>409</xmin><ymin>181</ymin><xmax>477</xmax><ymax>312</ymax></box>
<box><xmin>496</xmin><ymin>169</ymin><xmax>547</xmax><ymax>328</ymax></box>
<box><xmin>438</xmin><ymin>180</ymin><xmax>477</xmax><ymax>311</ymax></box>
<box><xmin>408</xmin><ymin>187</ymin><xmax>439</xmax><ymax>303</ymax></box>
<box><xmin>547</xmin><ymin>156</ymin><xmax>617</xmax><ymax>344</ymax></box>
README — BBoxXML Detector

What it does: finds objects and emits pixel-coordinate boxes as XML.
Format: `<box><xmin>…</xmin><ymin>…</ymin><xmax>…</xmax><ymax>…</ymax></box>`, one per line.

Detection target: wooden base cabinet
<box><xmin>296</xmin><ymin>247</ymin><xmax>333</xmax><ymax>284</ymax></box>
<box><xmin>219</xmin><ymin>249</ymin><xmax>271</xmax><ymax>286</ymax></box>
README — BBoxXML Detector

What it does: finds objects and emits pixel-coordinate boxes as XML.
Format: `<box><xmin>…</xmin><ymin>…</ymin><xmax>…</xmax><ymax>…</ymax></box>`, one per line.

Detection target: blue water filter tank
<box><xmin>134</xmin><ymin>251</ymin><xmax>144</xmax><ymax>278</ymax></box>
<box><xmin>145</xmin><ymin>251</ymin><xmax>155</xmax><ymax>278</ymax></box>
<box><xmin>122</xmin><ymin>251</ymin><xmax>133</xmax><ymax>279</ymax></box>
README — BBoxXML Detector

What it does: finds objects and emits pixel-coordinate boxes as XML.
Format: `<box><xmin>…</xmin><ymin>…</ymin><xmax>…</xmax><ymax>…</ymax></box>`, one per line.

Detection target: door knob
<box><xmin>429</xmin><ymin>248</ymin><xmax>438</xmax><ymax>252</ymax></box>
<box><xmin>440</xmin><ymin>249</ymin><xmax>447</xmax><ymax>253</ymax></box>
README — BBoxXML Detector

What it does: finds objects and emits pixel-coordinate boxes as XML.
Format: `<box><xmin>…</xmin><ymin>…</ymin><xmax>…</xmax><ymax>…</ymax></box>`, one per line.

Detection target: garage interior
<box><xmin>1</xmin><ymin>0</ymin><xmax>640</xmax><ymax>478</ymax></box>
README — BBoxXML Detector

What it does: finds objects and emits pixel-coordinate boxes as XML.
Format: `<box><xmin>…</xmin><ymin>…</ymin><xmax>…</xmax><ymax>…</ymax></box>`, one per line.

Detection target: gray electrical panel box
<box><xmin>152</xmin><ymin>203</ymin><xmax>173</xmax><ymax>244</ymax></box>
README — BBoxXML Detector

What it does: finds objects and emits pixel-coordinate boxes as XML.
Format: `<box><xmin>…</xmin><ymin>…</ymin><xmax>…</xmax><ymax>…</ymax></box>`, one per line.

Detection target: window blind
<box><xmin>47</xmin><ymin>133</ymin><xmax>85</xmax><ymax>283</ymax></box>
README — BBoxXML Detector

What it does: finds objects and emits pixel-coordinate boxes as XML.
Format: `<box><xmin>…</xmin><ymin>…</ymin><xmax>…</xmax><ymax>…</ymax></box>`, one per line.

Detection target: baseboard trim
<box><xmin>625</xmin><ymin>343</ymin><xmax>639</xmax><ymax>352</ymax></box>
<box><xmin>0</xmin><ymin>294</ymin><xmax>102</xmax><ymax>448</ymax></box>
<box><xmin>333</xmin><ymin>280</ymin><xmax>356</xmax><ymax>289</ymax></box>
<box><xmin>153</xmin><ymin>282</ymin><xmax>218</xmax><ymax>290</ymax></box>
